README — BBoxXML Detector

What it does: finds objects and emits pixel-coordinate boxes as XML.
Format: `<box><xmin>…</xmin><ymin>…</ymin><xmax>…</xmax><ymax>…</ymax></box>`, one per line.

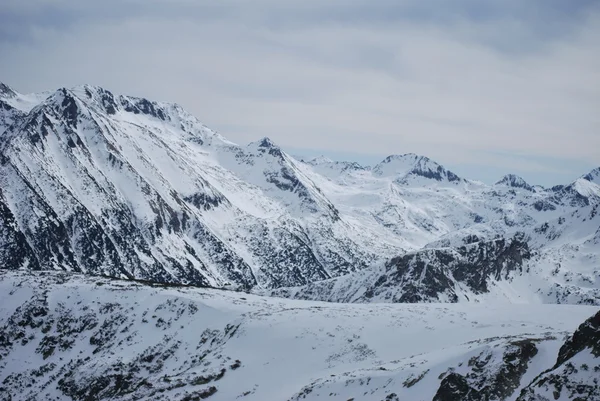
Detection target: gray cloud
<box><xmin>1</xmin><ymin>0</ymin><xmax>599</xmax><ymax>185</ymax></box>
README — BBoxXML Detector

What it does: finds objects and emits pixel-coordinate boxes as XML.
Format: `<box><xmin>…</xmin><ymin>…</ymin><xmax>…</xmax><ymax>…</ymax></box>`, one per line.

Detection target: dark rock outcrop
<box><xmin>367</xmin><ymin>234</ymin><xmax>530</xmax><ymax>302</ymax></box>
<box><xmin>434</xmin><ymin>340</ymin><xmax>538</xmax><ymax>401</ymax></box>
<box><xmin>517</xmin><ymin>310</ymin><xmax>600</xmax><ymax>401</ymax></box>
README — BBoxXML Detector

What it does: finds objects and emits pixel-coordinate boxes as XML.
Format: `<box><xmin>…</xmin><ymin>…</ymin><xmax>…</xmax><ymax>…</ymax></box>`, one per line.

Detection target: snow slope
<box><xmin>0</xmin><ymin>271</ymin><xmax>598</xmax><ymax>401</ymax></box>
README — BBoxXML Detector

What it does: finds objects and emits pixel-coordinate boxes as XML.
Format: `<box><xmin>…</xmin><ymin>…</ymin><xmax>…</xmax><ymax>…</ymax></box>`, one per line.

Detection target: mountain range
<box><xmin>1</xmin><ymin>82</ymin><xmax>598</xmax><ymax>305</ymax></box>
<box><xmin>1</xmin><ymin>82</ymin><xmax>599</xmax><ymax>400</ymax></box>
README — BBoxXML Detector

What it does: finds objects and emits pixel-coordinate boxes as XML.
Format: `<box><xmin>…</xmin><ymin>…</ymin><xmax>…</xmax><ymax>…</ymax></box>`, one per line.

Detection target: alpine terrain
<box><xmin>0</xmin><ymin>83</ymin><xmax>599</xmax><ymax>400</ymax></box>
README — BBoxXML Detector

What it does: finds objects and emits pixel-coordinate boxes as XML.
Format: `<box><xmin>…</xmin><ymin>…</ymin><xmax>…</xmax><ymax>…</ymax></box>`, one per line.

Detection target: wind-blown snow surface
<box><xmin>1</xmin><ymin>271</ymin><xmax>599</xmax><ymax>401</ymax></box>
<box><xmin>1</xmin><ymin>82</ymin><xmax>599</xmax><ymax>304</ymax></box>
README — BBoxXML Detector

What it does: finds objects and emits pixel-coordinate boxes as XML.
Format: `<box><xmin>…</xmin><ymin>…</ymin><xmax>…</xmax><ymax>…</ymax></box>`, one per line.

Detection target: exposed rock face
<box><xmin>381</xmin><ymin>234</ymin><xmax>531</xmax><ymax>302</ymax></box>
<box><xmin>495</xmin><ymin>174</ymin><xmax>534</xmax><ymax>192</ymax></box>
<box><xmin>557</xmin><ymin>310</ymin><xmax>600</xmax><ymax>364</ymax></box>
<box><xmin>583</xmin><ymin>167</ymin><xmax>600</xmax><ymax>186</ymax></box>
<box><xmin>517</xmin><ymin>310</ymin><xmax>600</xmax><ymax>401</ymax></box>
<box><xmin>434</xmin><ymin>340</ymin><xmax>539</xmax><ymax>401</ymax></box>
<box><xmin>0</xmin><ymin>272</ymin><xmax>238</xmax><ymax>401</ymax></box>
<box><xmin>270</xmin><ymin>235</ymin><xmax>531</xmax><ymax>303</ymax></box>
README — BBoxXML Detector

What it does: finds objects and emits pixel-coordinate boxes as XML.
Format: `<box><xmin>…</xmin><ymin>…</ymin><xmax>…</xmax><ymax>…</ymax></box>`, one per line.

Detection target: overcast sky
<box><xmin>1</xmin><ymin>0</ymin><xmax>599</xmax><ymax>186</ymax></box>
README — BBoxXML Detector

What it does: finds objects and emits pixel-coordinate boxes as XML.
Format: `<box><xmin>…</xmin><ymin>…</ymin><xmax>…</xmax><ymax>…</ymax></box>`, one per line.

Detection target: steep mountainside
<box><xmin>271</xmin><ymin>234</ymin><xmax>534</xmax><ymax>303</ymax></box>
<box><xmin>0</xmin><ymin>82</ymin><xmax>599</xmax><ymax>304</ymax></box>
<box><xmin>0</xmin><ymin>83</ymin><xmax>400</xmax><ymax>290</ymax></box>
<box><xmin>1</xmin><ymin>271</ymin><xmax>599</xmax><ymax>401</ymax></box>
<box><xmin>517</xmin><ymin>310</ymin><xmax>600</xmax><ymax>400</ymax></box>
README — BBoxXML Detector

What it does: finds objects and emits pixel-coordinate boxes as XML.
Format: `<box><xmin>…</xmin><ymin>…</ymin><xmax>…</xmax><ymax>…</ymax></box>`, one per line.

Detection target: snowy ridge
<box><xmin>301</xmin><ymin>156</ymin><xmax>368</xmax><ymax>180</ymax></box>
<box><xmin>0</xmin><ymin>271</ymin><xmax>599</xmax><ymax>401</ymax></box>
<box><xmin>0</xmin><ymin>82</ymin><xmax>599</xmax><ymax>306</ymax></box>
<box><xmin>583</xmin><ymin>167</ymin><xmax>600</xmax><ymax>186</ymax></box>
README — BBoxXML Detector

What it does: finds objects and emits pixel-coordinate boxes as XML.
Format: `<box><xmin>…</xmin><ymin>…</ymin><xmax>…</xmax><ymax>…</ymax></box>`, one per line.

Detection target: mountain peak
<box><xmin>0</xmin><ymin>82</ymin><xmax>17</xmax><ymax>99</ymax></box>
<box><xmin>304</xmin><ymin>155</ymin><xmax>334</xmax><ymax>165</ymax></box>
<box><xmin>32</xmin><ymin>87</ymin><xmax>81</xmax><ymax>128</ymax></box>
<box><xmin>71</xmin><ymin>85</ymin><xmax>119</xmax><ymax>115</ymax></box>
<box><xmin>495</xmin><ymin>174</ymin><xmax>534</xmax><ymax>191</ymax></box>
<box><xmin>375</xmin><ymin>153</ymin><xmax>430</xmax><ymax>171</ymax></box>
<box><xmin>256</xmin><ymin>137</ymin><xmax>277</xmax><ymax>149</ymax></box>
<box><xmin>247</xmin><ymin>137</ymin><xmax>286</xmax><ymax>159</ymax></box>
<box><xmin>380</xmin><ymin>153</ymin><xmax>423</xmax><ymax>163</ymax></box>
<box><xmin>582</xmin><ymin>167</ymin><xmax>600</xmax><ymax>185</ymax></box>
<box><xmin>568</xmin><ymin>178</ymin><xmax>600</xmax><ymax>200</ymax></box>
<box><xmin>52</xmin><ymin>84</ymin><xmax>175</xmax><ymax>121</ymax></box>
<box><xmin>373</xmin><ymin>153</ymin><xmax>461</xmax><ymax>183</ymax></box>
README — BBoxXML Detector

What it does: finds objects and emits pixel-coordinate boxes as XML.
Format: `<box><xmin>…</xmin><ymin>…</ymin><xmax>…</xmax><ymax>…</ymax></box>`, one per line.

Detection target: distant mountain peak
<box><xmin>495</xmin><ymin>174</ymin><xmax>534</xmax><ymax>191</ymax></box>
<box><xmin>568</xmin><ymin>178</ymin><xmax>600</xmax><ymax>199</ymax></box>
<box><xmin>583</xmin><ymin>167</ymin><xmax>600</xmax><ymax>185</ymax></box>
<box><xmin>303</xmin><ymin>156</ymin><xmax>367</xmax><ymax>171</ymax></box>
<box><xmin>304</xmin><ymin>155</ymin><xmax>334</xmax><ymax>165</ymax></box>
<box><xmin>379</xmin><ymin>153</ymin><xmax>423</xmax><ymax>164</ymax></box>
<box><xmin>373</xmin><ymin>153</ymin><xmax>462</xmax><ymax>183</ymax></box>
<box><xmin>0</xmin><ymin>82</ymin><xmax>17</xmax><ymax>99</ymax></box>
<box><xmin>257</xmin><ymin>137</ymin><xmax>277</xmax><ymax>149</ymax></box>
<box><xmin>246</xmin><ymin>137</ymin><xmax>287</xmax><ymax>160</ymax></box>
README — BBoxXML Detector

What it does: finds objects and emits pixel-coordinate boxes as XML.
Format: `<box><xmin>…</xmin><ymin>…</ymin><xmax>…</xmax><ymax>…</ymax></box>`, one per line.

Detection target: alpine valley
<box><xmin>0</xmin><ymin>83</ymin><xmax>599</xmax><ymax>400</ymax></box>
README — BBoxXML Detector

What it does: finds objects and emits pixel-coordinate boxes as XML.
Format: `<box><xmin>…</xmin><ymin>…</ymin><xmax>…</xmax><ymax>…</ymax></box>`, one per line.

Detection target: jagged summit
<box><xmin>0</xmin><ymin>82</ymin><xmax>17</xmax><ymax>98</ymax></box>
<box><xmin>8</xmin><ymin>84</ymin><xmax>199</xmax><ymax>130</ymax></box>
<box><xmin>583</xmin><ymin>167</ymin><xmax>600</xmax><ymax>185</ymax></box>
<box><xmin>255</xmin><ymin>136</ymin><xmax>278</xmax><ymax>149</ymax></box>
<box><xmin>373</xmin><ymin>153</ymin><xmax>462</xmax><ymax>183</ymax></box>
<box><xmin>248</xmin><ymin>137</ymin><xmax>286</xmax><ymax>159</ymax></box>
<box><xmin>495</xmin><ymin>174</ymin><xmax>534</xmax><ymax>191</ymax></box>
<box><xmin>51</xmin><ymin>85</ymin><xmax>173</xmax><ymax>122</ymax></box>
<box><xmin>3</xmin><ymin>84</ymin><xmax>229</xmax><ymax>149</ymax></box>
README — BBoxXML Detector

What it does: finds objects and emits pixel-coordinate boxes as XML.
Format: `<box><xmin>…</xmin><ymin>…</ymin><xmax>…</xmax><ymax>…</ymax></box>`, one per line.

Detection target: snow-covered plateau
<box><xmin>0</xmin><ymin>82</ymin><xmax>599</xmax><ymax>400</ymax></box>
<box><xmin>0</xmin><ymin>271</ymin><xmax>599</xmax><ymax>401</ymax></box>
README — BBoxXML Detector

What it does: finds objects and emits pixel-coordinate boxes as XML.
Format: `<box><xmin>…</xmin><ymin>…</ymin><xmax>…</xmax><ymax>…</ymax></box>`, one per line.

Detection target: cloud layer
<box><xmin>1</xmin><ymin>0</ymin><xmax>599</xmax><ymax>185</ymax></box>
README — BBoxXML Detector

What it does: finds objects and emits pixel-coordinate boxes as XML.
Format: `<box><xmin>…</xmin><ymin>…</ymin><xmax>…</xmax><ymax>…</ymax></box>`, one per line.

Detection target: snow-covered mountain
<box><xmin>1</xmin><ymin>270</ymin><xmax>599</xmax><ymax>401</ymax></box>
<box><xmin>372</xmin><ymin>153</ymin><xmax>464</xmax><ymax>185</ymax></box>
<box><xmin>0</xmin><ymin>83</ymin><xmax>400</xmax><ymax>291</ymax></box>
<box><xmin>272</xmin><ymin>153</ymin><xmax>600</xmax><ymax>304</ymax></box>
<box><xmin>1</xmin><ymin>82</ymin><xmax>599</xmax><ymax>305</ymax></box>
